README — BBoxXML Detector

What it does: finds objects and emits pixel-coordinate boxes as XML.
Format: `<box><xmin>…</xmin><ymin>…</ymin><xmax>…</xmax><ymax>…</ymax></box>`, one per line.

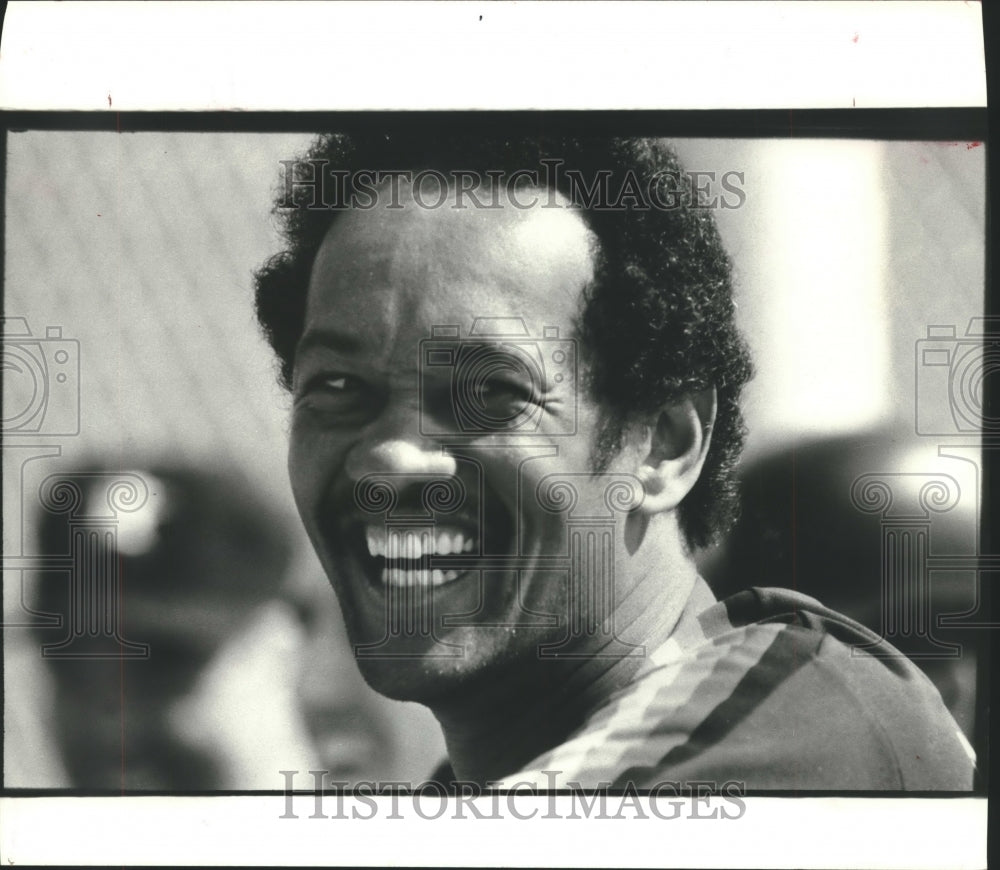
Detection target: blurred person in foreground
<box><xmin>31</xmin><ymin>461</ymin><xmax>304</xmax><ymax>790</ymax></box>
<box><xmin>253</xmin><ymin>131</ymin><xmax>974</xmax><ymax>790</ymax></box>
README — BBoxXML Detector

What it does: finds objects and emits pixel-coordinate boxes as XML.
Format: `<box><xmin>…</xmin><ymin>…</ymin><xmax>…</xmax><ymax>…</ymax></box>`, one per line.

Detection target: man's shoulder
<box><xmin>695</xmin><ymin>584</ymin><xmax>903</xmax><ymax>647</ymax></box>
<box><xmin>517</xmin><ymin>586</ymin><xmax>975</xmax><ymax>791</ymax></box>
<box><xmin>684</xmin><ymin>586</ymin><xmax>974</xmax><ymax>788</ymax></box>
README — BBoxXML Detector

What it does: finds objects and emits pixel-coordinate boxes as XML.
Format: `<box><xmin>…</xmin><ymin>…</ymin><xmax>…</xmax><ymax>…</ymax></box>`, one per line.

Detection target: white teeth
<box><xmin>364</xmin><ymin>525</ymin><xmax>477</xmax><ymax>559</ymax></box>
<box><xmin>382</xmin><ymin>566</ymin><xmax>461</xmax><ymax>587</ymax></box>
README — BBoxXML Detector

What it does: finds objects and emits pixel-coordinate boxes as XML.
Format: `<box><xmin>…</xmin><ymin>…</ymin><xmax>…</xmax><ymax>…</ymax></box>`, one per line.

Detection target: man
<box><xmin>254</xmin><ymin>132</ymin><xmax>974</xmax><ymax>790</ymax></box>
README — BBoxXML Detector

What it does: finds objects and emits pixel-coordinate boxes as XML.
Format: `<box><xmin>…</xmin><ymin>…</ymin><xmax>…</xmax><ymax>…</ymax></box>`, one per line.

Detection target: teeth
<box><xmin>365</xmin><ymin>525</ymin><xmax>477</xmax><ymax>559</ymax></box>
<box><xmin>382</xmin><ymin>566</ymin><xmax>462</xmax><ymax>588</ymax></box>
<box><xmin>363</xmin><ymin>525</ymin><xmax>472</xmax><ymax>588</ymax></box>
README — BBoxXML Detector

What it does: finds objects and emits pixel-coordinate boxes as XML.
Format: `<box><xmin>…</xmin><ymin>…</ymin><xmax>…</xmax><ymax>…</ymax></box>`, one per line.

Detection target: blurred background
<box><xmin>2</xmin><ymin>132</ymin><xmax>986</xmax><ymax>788</ymax></box>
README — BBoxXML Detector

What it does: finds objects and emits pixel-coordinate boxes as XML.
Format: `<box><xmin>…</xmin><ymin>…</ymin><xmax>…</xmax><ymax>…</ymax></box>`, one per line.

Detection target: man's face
<box><xmin>288</xmin><ymin>184</ymin><xmax>643</xmax><ymax>703</ymax></box>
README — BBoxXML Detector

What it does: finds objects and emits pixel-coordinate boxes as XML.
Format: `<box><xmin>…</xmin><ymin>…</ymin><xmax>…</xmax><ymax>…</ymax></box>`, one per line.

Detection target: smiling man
<box><xmin>254</xmin><ymin>132</ymin><xmax>974</xmax><ymax>790</ymax></box>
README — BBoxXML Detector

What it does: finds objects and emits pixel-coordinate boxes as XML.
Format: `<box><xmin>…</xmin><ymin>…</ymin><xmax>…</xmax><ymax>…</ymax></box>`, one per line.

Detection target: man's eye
<box><xmin>482</xmin><ymin>379</ymin><xmax>524</xmax><ymax>399</ymax></box>
<box><xmin>296</xmin><ymin>373</ymin><xmax>370</xmax><ymax>416</ymax></box>
<box><xmin>302</xmin><ymin>373</ymin><xmax>358</xmax><ymax>394</ymax></box>
<box><xmin>320</xmin><ymin>375</ymin><xmax>351</xmax><ymax>391</ymax></box>
<box><xmin>477</xmin><ymin>378</ymin><xmax>535</xmax><ymax>410</ymax></box>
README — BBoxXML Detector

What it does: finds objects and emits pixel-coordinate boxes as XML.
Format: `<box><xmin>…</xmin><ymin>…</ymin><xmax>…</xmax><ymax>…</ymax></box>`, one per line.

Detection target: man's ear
<box><xmin>635</xmin><ymin>388</ymin><xmax>717</xmax><ymax>515</ymax></box>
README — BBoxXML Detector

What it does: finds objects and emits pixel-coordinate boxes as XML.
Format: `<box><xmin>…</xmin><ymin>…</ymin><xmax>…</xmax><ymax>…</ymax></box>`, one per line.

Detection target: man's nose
<box><xmin>344</xmin><ymin>408</ymin><xmax>457</xmax><ymax>480</ymax></box>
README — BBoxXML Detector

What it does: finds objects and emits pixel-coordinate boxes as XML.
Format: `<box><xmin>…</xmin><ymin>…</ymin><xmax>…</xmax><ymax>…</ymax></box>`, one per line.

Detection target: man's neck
<box><xmin>429</xmin><ymin>542</ymin><xmax>702</xmax><ymax>786</ymax></box>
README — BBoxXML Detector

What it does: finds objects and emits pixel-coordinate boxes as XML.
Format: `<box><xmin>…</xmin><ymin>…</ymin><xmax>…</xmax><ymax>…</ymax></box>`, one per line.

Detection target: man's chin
<box><xmin>346</xmin><ymin>622</ymin><xmax>543</xmax><ymax>708</ymax></box>
<box><xmin>352</xmin><ymin>650</ymin><xmax>477</xmax><ymax>706</ymax></box>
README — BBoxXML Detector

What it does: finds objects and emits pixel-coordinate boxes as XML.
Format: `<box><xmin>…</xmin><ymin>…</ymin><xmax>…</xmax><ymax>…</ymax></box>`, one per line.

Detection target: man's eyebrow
<box><xmin>295</xmin><ymin>327</ymin><xmax>365</xmax><ymax>357</ymax></box>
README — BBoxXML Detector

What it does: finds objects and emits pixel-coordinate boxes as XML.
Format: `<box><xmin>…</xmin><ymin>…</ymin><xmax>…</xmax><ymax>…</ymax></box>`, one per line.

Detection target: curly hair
<box><xmin>254</xmin><ymin>132</ymin><xmax>753</xmax><ymax>550</ymax></box>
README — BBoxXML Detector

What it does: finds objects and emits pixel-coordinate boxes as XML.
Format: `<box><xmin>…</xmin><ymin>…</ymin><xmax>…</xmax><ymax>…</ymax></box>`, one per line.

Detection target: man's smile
<box><xmin>365</xmin><ymin>526</ymin><xmax>476</xmax><ymax>587</ymax></box>
<box><xmin>329</xmin><ymin>479</ymin><xmax>519</xmax><ymax>598</ymax></box>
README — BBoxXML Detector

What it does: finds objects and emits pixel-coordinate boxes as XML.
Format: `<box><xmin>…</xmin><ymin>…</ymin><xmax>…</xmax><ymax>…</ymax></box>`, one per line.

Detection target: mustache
<box><xmin>326</xmin><ymin>471</ymin><xmax>479</xmax><ymax>525</ymax></box>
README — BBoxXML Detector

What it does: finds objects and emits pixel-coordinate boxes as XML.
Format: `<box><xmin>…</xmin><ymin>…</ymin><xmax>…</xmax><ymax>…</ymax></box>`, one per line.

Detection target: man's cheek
<box><xmin>288</xmin><ymin>432</ymin><xmax>329</xmax><ymax>517</ymax></box>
